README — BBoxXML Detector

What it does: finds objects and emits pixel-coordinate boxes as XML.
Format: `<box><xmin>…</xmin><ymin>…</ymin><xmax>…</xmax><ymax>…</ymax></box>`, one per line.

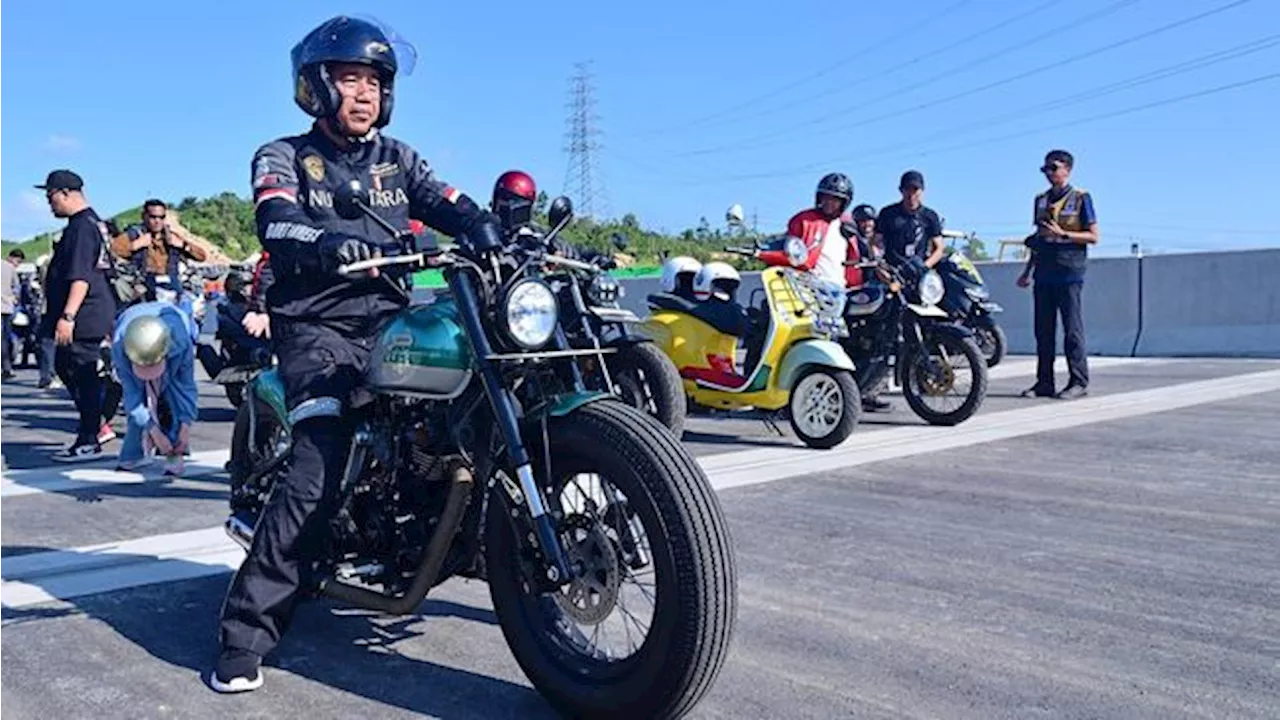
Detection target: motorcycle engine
<box><xmin>328</xmin><ymin>417</ymin><xmax>457</xmax><ymax>587</ymax></box>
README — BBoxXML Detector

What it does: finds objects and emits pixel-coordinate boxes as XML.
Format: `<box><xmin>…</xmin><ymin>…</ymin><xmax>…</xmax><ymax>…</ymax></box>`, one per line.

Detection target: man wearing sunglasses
<box><xmin>111</xmin><ymin>199</ymin><xmax>208</xmax><ymax>302</ymax></box>
<box><xmin>1017</xmin><ymin>149</ymin><xmax>1099</xmax><ymax>400</ymax></box>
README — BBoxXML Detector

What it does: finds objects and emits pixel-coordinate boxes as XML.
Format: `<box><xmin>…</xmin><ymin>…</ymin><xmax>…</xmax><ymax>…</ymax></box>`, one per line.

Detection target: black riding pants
<box><xmin>218</xmin><ymin>320</ymin><xmax>377</xmax><ymax>657</ymax></box>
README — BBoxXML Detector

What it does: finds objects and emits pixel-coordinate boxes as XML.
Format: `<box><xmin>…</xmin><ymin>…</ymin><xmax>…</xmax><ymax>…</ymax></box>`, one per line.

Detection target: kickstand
<box><xmin>762</xmin><ymin>413</ymin><xmax>785</xmax><ymax>437</ymax></box>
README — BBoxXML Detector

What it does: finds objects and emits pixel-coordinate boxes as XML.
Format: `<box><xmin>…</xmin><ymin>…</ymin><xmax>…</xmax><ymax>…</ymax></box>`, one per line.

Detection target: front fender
<box><xmin>777</xmin><ymin>339</ymin><xmax>857</xmax><ymax>390</ymax></box>
<box><xmin>601</xmin><ymin>331</ymin><xmax>654</xmax><ymax>348</ymax></box>
<box><xmin>248</xmin><ymin>367</ymin><xmax>290</xmax><ymax>428</ymax></box>
<box><xmin>923</xmin><ymin>321</ymin><xmax>976</xmax><ymax>342</ymax></box>
<box><xmin>541</xmin><ymin>391</ymin><xmax>612</xmax><ymax>418</ymax></box>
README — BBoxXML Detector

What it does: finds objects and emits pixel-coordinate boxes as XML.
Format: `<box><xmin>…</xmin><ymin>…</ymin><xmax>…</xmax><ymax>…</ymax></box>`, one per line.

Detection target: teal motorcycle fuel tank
<box><xmin>366</xmin><ymin>296</ymin><xmax>474</xmax><ymax>398</ymax></box>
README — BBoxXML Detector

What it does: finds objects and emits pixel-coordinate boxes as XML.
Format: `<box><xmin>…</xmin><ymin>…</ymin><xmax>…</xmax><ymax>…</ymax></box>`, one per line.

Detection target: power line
<box><xmin>671</xmin><ymin>0</ymin><xmax>1139</xmax><ymax>157</ymax></box>
<box><xmin>637</xmin><ymin>0</ymin><xmax>974</xmax><ymax>136</ymax></box>
<box><xmin>675</xmin><ymin>0</ymin><xmax>1253</xmax><ymax>159</ymax></box>
<box><xmin>679</xmin><ymin>69</ymin><xmax>1279</xmax><ymax>186</ymax></box>
<box><xmin>563</xmin><ymin>61</ymin><xmax>609</xmax><ymax>219</ymax></box>
<box><xmin>651</xmin><ymin>0</ymin><xmax>1060</xmax><ymax>136</ymax></box>
<box><xmin>680</xmin><ymin>33</ymin><xmax>1280</xmax><ymax>183</ymax></box>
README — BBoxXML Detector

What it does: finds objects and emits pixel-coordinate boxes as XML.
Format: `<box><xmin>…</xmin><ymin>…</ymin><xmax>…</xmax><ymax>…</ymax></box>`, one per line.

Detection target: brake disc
<box><xmin>554</xmin><ymin>514</ymin><xmax>622</xmax><ymax>625</ymax></box>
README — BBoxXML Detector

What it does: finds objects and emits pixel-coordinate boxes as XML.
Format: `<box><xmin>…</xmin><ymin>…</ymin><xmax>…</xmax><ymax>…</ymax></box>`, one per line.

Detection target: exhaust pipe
<box><xmin>320</xmin><ymin>463</ymin><xmax>474</xmax><ymax>615</ymax></box>
<box><xmin>225</xmin><ymin>513</ymin><xmax>254</xmax><ymax>551</ymax></box>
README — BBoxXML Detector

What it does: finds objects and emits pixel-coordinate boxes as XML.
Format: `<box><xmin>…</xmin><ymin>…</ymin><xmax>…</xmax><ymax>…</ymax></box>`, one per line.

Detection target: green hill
<box><xmin>2</xmin><ymin>189</ymin><xmax>768</xmax><ymax>268</ymax></box>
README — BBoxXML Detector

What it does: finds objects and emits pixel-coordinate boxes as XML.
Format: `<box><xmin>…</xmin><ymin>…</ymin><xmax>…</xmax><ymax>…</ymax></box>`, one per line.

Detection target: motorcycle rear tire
<box><xmin>485</xmin><ymin>400</ymin><xmax>736</xmax><ymax>720</ymax></box>
<box><xmin>606</xmin><ymin>342</ymin><xmax>687</xmax><ymax>439</ymax></box>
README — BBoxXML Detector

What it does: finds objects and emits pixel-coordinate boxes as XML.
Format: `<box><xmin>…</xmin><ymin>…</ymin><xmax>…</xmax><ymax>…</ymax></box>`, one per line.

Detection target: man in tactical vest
<box><xmin>1017</xmin><ymin>150</ymin><xmax>1099</xmax><ymax>400</ymax></box>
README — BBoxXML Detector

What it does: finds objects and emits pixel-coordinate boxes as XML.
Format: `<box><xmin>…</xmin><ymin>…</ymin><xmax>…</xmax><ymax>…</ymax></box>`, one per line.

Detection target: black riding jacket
<box><xmin>250</xmin><ymin>123</ymin><xmax>487</xmax><ymax>333</ymax></box>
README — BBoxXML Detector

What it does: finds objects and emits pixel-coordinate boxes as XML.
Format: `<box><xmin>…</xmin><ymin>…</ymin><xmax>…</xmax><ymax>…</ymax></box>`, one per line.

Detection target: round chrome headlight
<box><xmin>504</xmin><ymin>279</ymin><xmax>558</xmax><ymax>349</ymax></box>
<box><xmin>785</xmin><ymin>236</ymin><xmax>808</xmax><ymax>267</ymax></box>
<box><xmin>919</xmin><ymin>270</ymin><xmax>945</xmax><ymax>306</ymax></box>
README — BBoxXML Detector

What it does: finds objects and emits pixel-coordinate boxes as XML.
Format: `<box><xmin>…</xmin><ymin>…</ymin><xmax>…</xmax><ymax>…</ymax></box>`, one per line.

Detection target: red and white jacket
<box><xmin>774</xmin><ymin>209</ymin><xmax>865</xmax><ymax>288</ymax></box>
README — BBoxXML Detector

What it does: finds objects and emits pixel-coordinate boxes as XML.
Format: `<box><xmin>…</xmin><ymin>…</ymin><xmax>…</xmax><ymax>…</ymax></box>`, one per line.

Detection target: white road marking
<box><xmin>0</xmin><ymin>450</ymin><xmax>231</xmax><ymax>498</ymax></box>
<box><xmin>4</xmin><ymin>368</ymin><xmax>1278</xmax><ymax>611</ymax></box>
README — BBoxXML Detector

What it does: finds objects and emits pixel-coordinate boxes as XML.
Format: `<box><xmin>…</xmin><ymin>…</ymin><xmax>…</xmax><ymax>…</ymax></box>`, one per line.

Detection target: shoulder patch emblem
<box><xmin>302</xmin><ymin>155</ymin><xmax>326</xmax><ymax>183</ymax></box>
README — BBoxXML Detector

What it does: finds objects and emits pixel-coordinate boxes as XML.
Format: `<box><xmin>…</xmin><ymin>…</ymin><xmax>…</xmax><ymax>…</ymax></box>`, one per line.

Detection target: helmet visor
<box><xmin>353</xmin><ymin>14</ymin><xmax>418</xmax><ymax>76</ymax></box>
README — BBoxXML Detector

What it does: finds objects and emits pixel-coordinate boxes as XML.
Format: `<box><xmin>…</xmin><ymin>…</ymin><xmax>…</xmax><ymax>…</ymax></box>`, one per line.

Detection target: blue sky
<box><xmin>3</xmin><ymin>0</ymin><xmax>1278</xmax><ymax>256</ymax></box>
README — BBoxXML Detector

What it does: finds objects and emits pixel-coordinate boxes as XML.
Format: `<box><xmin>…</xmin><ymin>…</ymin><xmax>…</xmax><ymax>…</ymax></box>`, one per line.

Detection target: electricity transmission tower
<box><xmin>564</xmin><ymin>61</ymin><xmax>609</xmax><ymax>219</ymax></box>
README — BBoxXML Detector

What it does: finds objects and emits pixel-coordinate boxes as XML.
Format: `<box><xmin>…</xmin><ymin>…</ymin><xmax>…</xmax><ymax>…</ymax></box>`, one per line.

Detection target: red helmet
<box><xmin>493</xmin><ymin>170</ymin><xmax>537</xmax><ymax>229</ymax></box>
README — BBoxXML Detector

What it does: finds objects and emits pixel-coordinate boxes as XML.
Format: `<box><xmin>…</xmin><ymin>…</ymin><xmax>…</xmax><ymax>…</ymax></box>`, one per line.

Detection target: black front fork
<box><xmin>447</xmin><ymin>267</ymin><xmax>573</xmax><ymax>584</ymax></box>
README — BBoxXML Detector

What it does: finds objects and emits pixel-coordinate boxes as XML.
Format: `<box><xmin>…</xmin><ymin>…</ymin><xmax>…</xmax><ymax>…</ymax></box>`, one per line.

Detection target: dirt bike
<box><xmin>841</xmin><ymin>258</ymin><xmax>989</xmax><ymax>426</ymax></box>
<box><xmin>227</xmin><ymin>181</ymin><xmax>737</xmax><ymax>719</ymax></box>
<box><xmin>641</xmin><ymin>235</ymin><xmax>861</xmax><ymax>449</ymax></box>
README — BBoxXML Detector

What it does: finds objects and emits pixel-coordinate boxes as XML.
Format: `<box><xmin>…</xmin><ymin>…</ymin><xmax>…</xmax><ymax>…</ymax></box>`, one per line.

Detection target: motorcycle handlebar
<box><xmin>337</xmin><ymin>252</ymin><xmax>432</xmax><ymax>276</ymax></box>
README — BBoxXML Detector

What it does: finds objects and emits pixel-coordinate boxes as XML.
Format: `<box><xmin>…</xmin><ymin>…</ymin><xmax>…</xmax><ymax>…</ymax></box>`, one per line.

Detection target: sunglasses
<box><xmin>1041</xmin><ymin>163</ymin><xmax>1067</xmax><ymax>174</ymax></box>
<box><xmin>146</xmin><ymin>214</ymin><xmax>167</xmax><ymax>220</ymax></box>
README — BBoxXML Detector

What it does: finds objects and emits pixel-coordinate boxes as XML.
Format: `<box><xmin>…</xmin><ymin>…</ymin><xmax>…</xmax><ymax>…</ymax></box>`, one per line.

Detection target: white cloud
<box><xmin>2</xmin><ymin>191</ymin><xmax>57</xmax><ymax>240</ymax></box>
<box><xmin>44</xmin><ymin>134</ymin><xmax>82</xmax><ymax>152</ymax></box>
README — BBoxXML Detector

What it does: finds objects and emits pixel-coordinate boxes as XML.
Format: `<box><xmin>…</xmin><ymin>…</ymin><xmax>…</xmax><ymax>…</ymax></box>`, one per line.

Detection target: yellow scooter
<box><xmin>642</xmin><ymin>237</ymin><xmax>861</xmax><ymax>449</ymax></box>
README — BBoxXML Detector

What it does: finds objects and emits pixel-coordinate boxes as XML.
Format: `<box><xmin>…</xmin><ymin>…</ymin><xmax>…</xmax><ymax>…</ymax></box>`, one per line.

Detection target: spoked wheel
<box><xmin>485</xmin><ymin>400</ymin><xmax>736</xmax><ymax>720</ymax></box>
<box><xmin>901</xmin><ymin>332</ymin><xmax>988</xmax><ymax>426</ymax></box>
<box><xmin>606</xmin><ymin>342</ymin><xmax>687</xmax><ymax>438</ymax></box>
<box><xmin>786</xmin><ymin>367</ymin><xmax>860</xmax><ymax>449</ymax></box>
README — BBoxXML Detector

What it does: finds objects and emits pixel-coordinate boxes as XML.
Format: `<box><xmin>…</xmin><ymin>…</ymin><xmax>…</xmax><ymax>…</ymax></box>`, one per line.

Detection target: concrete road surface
<box><xmin>3</xmin><ymin>356</ymin><xmax>1279</xmax><ymax>719</ymax></box>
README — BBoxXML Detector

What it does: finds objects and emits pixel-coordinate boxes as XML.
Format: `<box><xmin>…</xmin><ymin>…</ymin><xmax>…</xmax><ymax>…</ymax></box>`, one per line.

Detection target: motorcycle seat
<box><xmin>844</xmin><ymin>286</ymin><xmax>886</xmax><ymax>317</ymax></box>
<box><xmin>647</xmin><ymin>294</ymin><xmax>750</xmax><ymax>337</ymax></box>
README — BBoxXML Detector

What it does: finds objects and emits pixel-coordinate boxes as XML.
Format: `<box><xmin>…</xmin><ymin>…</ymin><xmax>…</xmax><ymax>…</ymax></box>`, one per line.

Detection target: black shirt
<box><xmin>42</xmin><ymin>207</ymin><xmax>117</xmax><ymax>341</ymax></box>
<box><xmin>875</xmin><ymin>202</ymin><xmax>943</xmax><ymax>268</ymax></box>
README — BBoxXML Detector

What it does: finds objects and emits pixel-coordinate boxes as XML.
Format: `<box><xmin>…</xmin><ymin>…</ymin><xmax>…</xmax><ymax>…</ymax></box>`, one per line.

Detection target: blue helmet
<box><xmin>291</xmin><ymin>16</ymin><xmax>414</xmax><ymax>128</ymax></box>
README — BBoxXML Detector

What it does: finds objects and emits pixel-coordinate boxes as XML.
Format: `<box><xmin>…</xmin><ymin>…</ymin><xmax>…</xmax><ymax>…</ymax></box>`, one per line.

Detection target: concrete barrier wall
<box><xmin>1133</xmin><ymin>248</ymin><xmax>1280</xmax><ymax>358</ymax></box>
<box><xmin>978</xmin><ymin>257</ymin><xmax>1142</xmax><ymax>357</ymax></box>
<box><xmin>608</xmin><ymin>247</ymin><xmax>1280</xmax><ymax>359</ymax></box>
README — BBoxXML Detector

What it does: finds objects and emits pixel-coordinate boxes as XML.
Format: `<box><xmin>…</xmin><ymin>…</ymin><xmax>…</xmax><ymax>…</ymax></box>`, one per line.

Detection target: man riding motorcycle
<box><xmin>784</xmin><ymin>173</ymin><xmax>865</xmax><ymax>290</ymax></box>
<box><xmin>491</xmin><ymin>168</ymin><xmax>607</xmax><ymax>264</ymax></box>
<box><xmin>784</xmin><ymin>175</ymin><xmax>892</xmax><ymax>410</ymax></box>
<box><xmin>212</xmin><ymin>16</ymin><xmax>501</xmax><ymax>693</ymax></box>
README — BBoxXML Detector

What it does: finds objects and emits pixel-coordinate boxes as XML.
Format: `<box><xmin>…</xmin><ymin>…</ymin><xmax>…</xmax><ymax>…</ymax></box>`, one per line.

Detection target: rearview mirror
<box><xmin>548</xmin><ymin>196</ymin><xmax>574</xmax><ymax>228</ymax></box>
<box><xmin>611</xmin><ymin>232</ymin><xmax>629</xmax><ymax>251</ymax></box>
<box><xmin>334</xmin><ymin>180</ymin><xmax>365</xmax><ymax>221</ymax></box>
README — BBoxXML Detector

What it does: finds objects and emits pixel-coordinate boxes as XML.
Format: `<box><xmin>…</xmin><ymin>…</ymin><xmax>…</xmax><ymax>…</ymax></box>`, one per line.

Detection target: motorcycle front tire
<box><xmin>606</xmin><ymin>341</ymin><xmax>687</xmax><ymax>439</ymax></box>
<box><xmin>484</xmin><ymin>400</ymin><xmax>736</xmax><ymax>720</ymax></box>
<box><xmin>901</xmin><ymin>333</ymin><xmax>988</xmax><ymax>426</ymax></box>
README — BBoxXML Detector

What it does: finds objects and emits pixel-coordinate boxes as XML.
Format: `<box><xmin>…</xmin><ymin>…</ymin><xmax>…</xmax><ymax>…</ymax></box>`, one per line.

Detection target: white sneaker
<box><xmin>53</xmin><ymin>443</ymin><xmax>103</xmax><ymax>463</ymax></box>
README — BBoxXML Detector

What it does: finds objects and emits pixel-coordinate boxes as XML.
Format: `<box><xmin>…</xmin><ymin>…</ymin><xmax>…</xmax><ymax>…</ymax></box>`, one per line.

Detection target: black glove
<box><xmin>461</xmin><ymin>213</ymin><xmax>504</xmax><ymax>255</ymax></box>
<box><xmin>320</xmin><ymin>235</ymin><xmax>378</xmax><ymax>274</ymax></box>
<box><xmin>839</xmin><ymin>221</ymin><xmax>858</xmax><ymax>240</ymax></box>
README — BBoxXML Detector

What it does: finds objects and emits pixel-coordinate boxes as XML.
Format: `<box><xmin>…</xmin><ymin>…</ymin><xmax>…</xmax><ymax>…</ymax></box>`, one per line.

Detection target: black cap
<box><xmin>35</xmin><ymin>169</ymin><xmax>84</xmax><ymax>192</ymax></box>
<box><xmin>899</xmin><ymin>170</ymin><xmax>924</xmax><ymax>190</ymax></box>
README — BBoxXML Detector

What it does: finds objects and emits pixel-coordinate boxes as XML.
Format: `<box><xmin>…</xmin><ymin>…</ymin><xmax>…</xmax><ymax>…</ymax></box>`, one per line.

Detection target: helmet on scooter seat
<box><xmin>693</xmin><ymin>262</ymin><xmax>741</xmax><ymax>303</ymax></box>
<box><xmin>660</xmin><ymin>256</ymin><xmax>703</xmax><ymax>299</ymax></box>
